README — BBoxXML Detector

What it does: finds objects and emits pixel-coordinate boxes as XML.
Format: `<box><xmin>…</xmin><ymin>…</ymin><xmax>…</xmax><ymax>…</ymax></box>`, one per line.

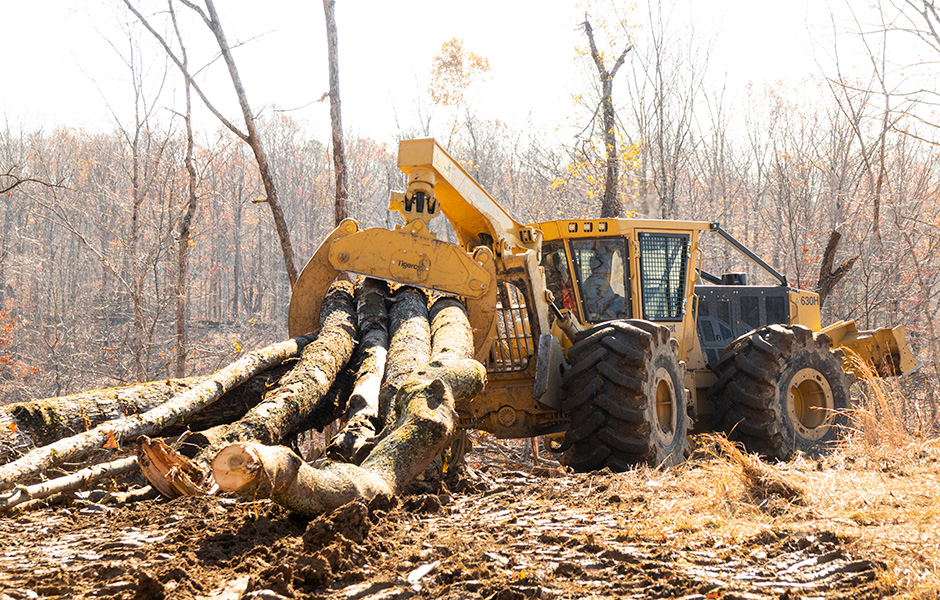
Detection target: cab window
<box><xmin>569</xmin><ymin>238</ymin><xmax>632</xmax><ymax>323</ymax></box>
<box><xmin>638</xmin><ymin>232</ymin><xmax>689</xmax><ymax>321</ymax></box>
<box><xmin>541</xmin><ymin>241</ymin><xmax>576</xmax><ymax>312</ymax></box>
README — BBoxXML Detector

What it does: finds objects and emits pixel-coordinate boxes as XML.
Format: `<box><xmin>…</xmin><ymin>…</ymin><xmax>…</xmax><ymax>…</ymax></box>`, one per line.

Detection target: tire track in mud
<box><xmin>0</xmin><ymin>469</ymin><xmax>893</xmax><ymax>600</ymax></box>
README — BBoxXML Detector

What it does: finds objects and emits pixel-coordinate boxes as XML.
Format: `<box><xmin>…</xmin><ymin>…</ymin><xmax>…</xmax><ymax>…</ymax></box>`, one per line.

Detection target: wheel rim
<box><xmin>787</xmin><ymin>368</ymin><xmax>835</xmax><ymax>440</ymax></box>
<box><xmin>653</xmin><ymin>367</ymin><xmax>677</xmax><ymax>443</ymax></box>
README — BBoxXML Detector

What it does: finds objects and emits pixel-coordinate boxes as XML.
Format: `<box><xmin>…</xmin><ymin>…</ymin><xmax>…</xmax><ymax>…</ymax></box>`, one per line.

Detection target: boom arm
<box><xmin>392</xmin><ymin>139</ymin><xmax>542</xmax><ymax>258</ymax></box>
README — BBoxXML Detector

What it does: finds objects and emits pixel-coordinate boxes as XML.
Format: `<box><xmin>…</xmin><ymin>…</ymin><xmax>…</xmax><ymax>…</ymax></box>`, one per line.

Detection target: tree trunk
<box><xmin>125</xmin><ymin>0</ymin><xmax>300</xmax><ymax>288</ymax></box>
<box><xmin>196</xmin><ymin>0</ymin><xmax>298</xmax><ymax>287</ymax></box>
<box><xmin>139</xmin><ymin>281</ymin><xmax>358</xmax><ymax>496</ymax></box>
<box><xmin>816</xmin><ymin>230</ymin><xmax>859</xmax><ymax>311</ymax></box>
<box><xmin>377</xmin><ymin>288</ymin><xmax>431</xmax><ymax>433</ymax></box>
<box><xmin>322</xmin><ymin>0</ymin><xmax>348</xmax><ymax>225</ymax></box>
<box><xmin>211</xmin><ymin>297</ymin><xmax>485</xmax><ymax>516</ymax></box>
<box><xmin>326</xmin><ymin>279</ymin><xmax>389</xmax><ymax>463</ymax></box>
<box><xmin>173</xmin><ymin>3</ymin><xmax>199</xmax><ymax>378</ymax></box>
<box><xmin>0</xmin><ymin>456</ymin><xmax>138</xmax><ymax>513</ymax></box>
<box><xmin>0</xmin><ymin>367</ymin><xmax>290</xmax><ymax>465</ymax></box>
<box><xmin>0</xmin><ymin>334</ymin><xmax>316</xmax><ymax>492</ymax></box>
<box><xmin>581</xmin><ymin>15</ymin><xmax>631</xmax><ymax>219</ymax></box>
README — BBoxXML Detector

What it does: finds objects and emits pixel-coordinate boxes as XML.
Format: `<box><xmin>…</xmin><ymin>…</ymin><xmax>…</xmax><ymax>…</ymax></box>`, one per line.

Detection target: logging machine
<box><xmin>288</xmin><ymin>138</ymin><xmax>918</xmax><ymax>470</ymax></box>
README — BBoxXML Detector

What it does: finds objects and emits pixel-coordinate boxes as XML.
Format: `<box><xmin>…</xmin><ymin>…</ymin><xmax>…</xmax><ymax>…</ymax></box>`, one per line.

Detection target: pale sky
<box><xmin>0</xmin><ymin>0</ymin><xmax>834</xmax><ymax>144</ymax></box>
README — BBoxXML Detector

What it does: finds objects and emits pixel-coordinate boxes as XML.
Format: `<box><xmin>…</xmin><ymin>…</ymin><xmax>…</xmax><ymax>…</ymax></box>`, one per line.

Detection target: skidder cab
<box><xmin>289</xmin><ymin>138</ymin><xmax>918</xmax><ymax>473</ymax></box>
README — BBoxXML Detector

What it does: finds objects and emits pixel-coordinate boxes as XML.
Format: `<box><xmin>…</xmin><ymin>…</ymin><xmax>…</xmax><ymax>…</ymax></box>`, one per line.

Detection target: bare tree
<box><xmin>123</xmin><ymin>0</ymin><xmax>299</xmax><ymax>287</ymax></box>
<box><xmin>322</xmin><ymin>0</ymin><xmax>348</xmax><ymax>226</ymax></box>
<box><xmin>168</xmin><ymin>0</ymin><xmax>200</xmax><ymax>377</ymax></box>
<box><xmin>621</xmin><ymin>1</ymin><xmax>710</xmax><ymax>219</ymax></box>
<box><xmin>824</xmin><ymin>0</ymin><xmax>940</xmax><ymax>368</ymax></box>
<box><xmin>580</xmin><ymin>13</ymin><xmax>632</xmax><ymax>218</ymax></box>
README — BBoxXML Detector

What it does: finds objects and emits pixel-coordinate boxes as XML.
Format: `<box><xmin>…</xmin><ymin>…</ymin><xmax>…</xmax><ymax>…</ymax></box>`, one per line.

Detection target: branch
<box><xmin>816</xmin><ymin>230</ymin><xmax>860</xmax><ymax>309</ymax></box>
<box><xmin>120</xmin><ymin>0</ymin><xmax>249</xmax><ymax>143</ymax></box>
<box><xmin>608</xmin><ymin>43</ymin><xmax>633</xmax><ymax>79</ymax></box>
<box><xmin>0</xmin><ymin>168</ymin><xmax>66</xmax><ymax>195</ymax></box>
<box><xmin>581</xmin><ymin>15</ymin><xmax>607</xmax><ymax>78</ymax></box>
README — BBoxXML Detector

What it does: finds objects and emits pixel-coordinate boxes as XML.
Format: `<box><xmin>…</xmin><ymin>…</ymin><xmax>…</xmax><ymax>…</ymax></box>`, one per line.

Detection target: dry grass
<box><xmin>555</xmin><ymin>364</ymin><xmax>940</xmax><ymax>598</ymax></box>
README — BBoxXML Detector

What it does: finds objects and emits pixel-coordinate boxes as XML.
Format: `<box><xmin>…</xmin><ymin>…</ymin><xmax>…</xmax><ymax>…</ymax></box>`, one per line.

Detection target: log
<box><xmin>0</xmin><ymin>333</ymin><xmax>316</xmax><ymax>492</ymax></box>
<box><xmin>0</xmin><ymin>456</ymin><xmax>138</xmax><ymax>512</ymax></box>
<box><xmin>326</xmin><ymin>278</ymin><xmax>389</xmax><ymax>463</ymax></box>
<box><xmin>0</xmin><ymin>379</ymin><xmax>199</xmax><ymax>464</ymax></box>
<box><xmin>139</xmin><ymin>281</ymin><xmax>358</xmax><ymax>496</ymax></box>
<box><xmin>0</xmin><ymin>367</ymin><xmax>290</xmax><ymax>464</ymax></box>
<box><xmin>376</xmin><ymin>288</ymin><xmax>431</xmax><ymax>433</ymax></box>
<box><xmin>211</xmin><ymin>297</ymin><xmax>486</xmax><ymax>515</ymax></box>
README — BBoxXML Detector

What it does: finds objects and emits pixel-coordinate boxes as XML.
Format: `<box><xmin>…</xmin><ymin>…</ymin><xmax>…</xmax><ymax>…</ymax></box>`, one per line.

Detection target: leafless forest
<box><xmin>0</xmin><ymin>0</ymin><xmax>938</xmax><ymax>406</ymax></box>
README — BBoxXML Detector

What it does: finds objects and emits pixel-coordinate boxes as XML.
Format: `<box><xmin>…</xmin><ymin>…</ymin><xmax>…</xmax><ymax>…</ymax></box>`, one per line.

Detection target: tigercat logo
<box><xmin>390</xmin><ymin>251</ymin><xmax>431</xmax><ymax>282</ymax></box>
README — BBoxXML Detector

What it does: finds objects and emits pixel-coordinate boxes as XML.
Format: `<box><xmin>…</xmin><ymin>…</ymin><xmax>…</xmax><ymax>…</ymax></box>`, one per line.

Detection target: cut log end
<box><xmin>212</xmin><ymin>443</ymin><xmax>263</xmax><ymax>494</ymax></box>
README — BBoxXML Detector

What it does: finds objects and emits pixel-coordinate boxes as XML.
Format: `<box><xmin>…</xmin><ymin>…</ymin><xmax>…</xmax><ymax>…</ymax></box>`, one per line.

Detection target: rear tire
<box><xmin>709</xmin><ymin>324</ymin><xmax>855</xmax><ymax>459</ymax></box>
<box><xmin>561</xmin><ymin>319</ymin><xmax>690</xmax><ymax>472</ymax></box>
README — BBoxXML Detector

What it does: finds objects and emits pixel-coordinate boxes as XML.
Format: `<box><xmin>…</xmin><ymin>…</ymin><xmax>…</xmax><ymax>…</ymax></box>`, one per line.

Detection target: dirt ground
<box><xmin>0</xmin><ymin>435</ymin><xmax>938</xmax><ymax>600</ymax></box>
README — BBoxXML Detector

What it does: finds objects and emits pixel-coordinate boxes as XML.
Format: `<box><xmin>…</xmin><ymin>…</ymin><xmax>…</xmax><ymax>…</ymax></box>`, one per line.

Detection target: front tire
<box><xmin>561</xmin><ymin>319</ymin><xmax>690</xmax><ymax>472</ymax></box>
<box><xmin>709</xmin><ymin>324</ymin><xmax>855</xmax><ymax>459</ymax></box>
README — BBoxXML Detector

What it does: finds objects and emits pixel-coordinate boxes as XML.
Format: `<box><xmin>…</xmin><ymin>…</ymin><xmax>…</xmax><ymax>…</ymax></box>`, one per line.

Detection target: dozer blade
<box><xmin>821</xmin><ymin>320</ymin><xmax>920</xmax><ymax>377</ymax></box>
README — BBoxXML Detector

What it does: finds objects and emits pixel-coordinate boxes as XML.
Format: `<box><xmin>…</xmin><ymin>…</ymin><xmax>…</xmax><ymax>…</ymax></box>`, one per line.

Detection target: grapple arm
<box><xmin>287</xmin><ymin>219</ymin><xmax>498</xmax><ymax>363</ymax></box>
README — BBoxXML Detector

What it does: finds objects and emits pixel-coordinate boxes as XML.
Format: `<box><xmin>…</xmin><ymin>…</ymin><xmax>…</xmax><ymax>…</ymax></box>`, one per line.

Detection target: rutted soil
<box><xmin>4</xmin><ymin>439</ymin><xmax>935</xmax><ymax>600</ymax></box>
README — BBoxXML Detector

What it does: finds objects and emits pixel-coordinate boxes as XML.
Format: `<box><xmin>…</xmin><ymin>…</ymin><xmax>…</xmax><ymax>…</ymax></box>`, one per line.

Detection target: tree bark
<box><xmin>0</xmin><ymin>367</ymin><xmax>290</xmax><ymax>465</ymax></box>
<box><xmin>377</xmin><ymin>288</ymin><xmax>431</xmax><ymax>433</ymax></box>
<box><xmin>0</xmin><ymin>334</ymin><xmax>315</xmax><ymax>492</ymax></box>
<box><xmin>326</xmin><ymin>279</ymin><xmax>389</xmax><ymax>464</ymax></box>
<box><xmin>816</xmin><ymin>230</ymin><xmax>859</xmax><ymax>310</ymax></box>
<box><xmin>139</xmin><ymin>281</ymin><xmax>358</xmax><ymax>496</ymax></box>
<box><xmin>211</xmin><ymin>297</ymin><xmax>485</xmax><ymax>516</ymax></box>
<box><xmin>322</xmin><ymin>0</ymin><xmax>348</xmax><ymax>225</ymax></box>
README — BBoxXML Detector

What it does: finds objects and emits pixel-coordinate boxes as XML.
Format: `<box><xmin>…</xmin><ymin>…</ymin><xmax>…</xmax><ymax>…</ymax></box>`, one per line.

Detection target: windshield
<box><xmin>569</xmin><ymin>238</ymin><xmax>632</xmax><ymax>323</ymax></box>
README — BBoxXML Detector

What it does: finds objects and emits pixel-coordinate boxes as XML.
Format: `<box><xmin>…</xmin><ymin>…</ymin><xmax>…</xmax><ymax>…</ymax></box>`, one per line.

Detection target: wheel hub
<box><xmin>787</xmin><ymin>368</ymin><xmax>835</xmax><ymax>441</ymax></box>
<box><xmin>653</xmin><ymin>367</ymin><xmax>677</xmax><ymax>444</ymax></box>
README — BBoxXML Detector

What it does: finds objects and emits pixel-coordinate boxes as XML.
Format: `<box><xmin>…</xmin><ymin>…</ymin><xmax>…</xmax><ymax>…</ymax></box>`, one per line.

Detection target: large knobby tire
<box><xmin>709</xmin><ymin>324</ymin><xmax>856</xmax><ymax>460</ymax></box>
<box><xmin>560</xmin><ymin>319</ymin><xmax>690</xmax><ymax>472</ymax></box>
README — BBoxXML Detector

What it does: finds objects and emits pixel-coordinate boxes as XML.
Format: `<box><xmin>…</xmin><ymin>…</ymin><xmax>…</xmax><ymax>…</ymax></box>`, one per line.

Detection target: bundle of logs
<box><xmin>0</xmin><ymin>280</ymin><xmax>486</xmax><ymax>516</ymax></box>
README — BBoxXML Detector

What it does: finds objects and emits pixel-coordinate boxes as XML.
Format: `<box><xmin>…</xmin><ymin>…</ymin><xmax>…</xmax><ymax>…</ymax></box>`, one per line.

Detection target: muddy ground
<box><xmin>0</xmin><ymin>437</ymin><xmax>937</xmax><ymax>600</ymax></box>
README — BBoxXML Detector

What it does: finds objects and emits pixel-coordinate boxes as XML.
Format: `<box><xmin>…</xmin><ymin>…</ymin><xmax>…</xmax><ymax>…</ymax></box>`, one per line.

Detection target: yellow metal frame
<box><xmin>288</xmin><ymin>138</ymin><xmax>918</xmax><ymax>442</ymax></box>
<box><xmin>538</xmin><ymin>218</ymin><xmax>711</xmax><ymax>362</ymax></box>
<box><xmin>395</xmin><ymin>139</ymin><xmax>542</xmax><ymax>256</ymax></box>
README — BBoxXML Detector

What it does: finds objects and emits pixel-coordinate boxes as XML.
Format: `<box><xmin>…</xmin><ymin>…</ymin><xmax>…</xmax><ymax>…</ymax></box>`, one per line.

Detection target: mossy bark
<box><xmin>140</xmin><ymin>281</ymin><xmax>359</xmax><ymax>496</ymax></box>
<box><xmin>0</xmin><ymin>334</ymin><xmax>316</xmax><ymax>492</ymax></box>
<box><xmin>212</xmin><ymin>297</ymin><xmax>486</xmax><ymax>516</ymax></box>
<box><xmin>377</xmin><ymin>288</ymin><xmax>431</xmax><ymax>432</ymax></box>
<box><xmin>327</xmin><ymin>278</ymin><xmax>390</xmax><ymax>464</ymax></box>
<box><xmin>0</xmin><ymin>368</ymin><xmax>289</xmax><ymax>464</ymax></box>
<box><xmin>194</xmin><ymin>281</ymin><xmax>357</xmax><ymax>458</ymax></box>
